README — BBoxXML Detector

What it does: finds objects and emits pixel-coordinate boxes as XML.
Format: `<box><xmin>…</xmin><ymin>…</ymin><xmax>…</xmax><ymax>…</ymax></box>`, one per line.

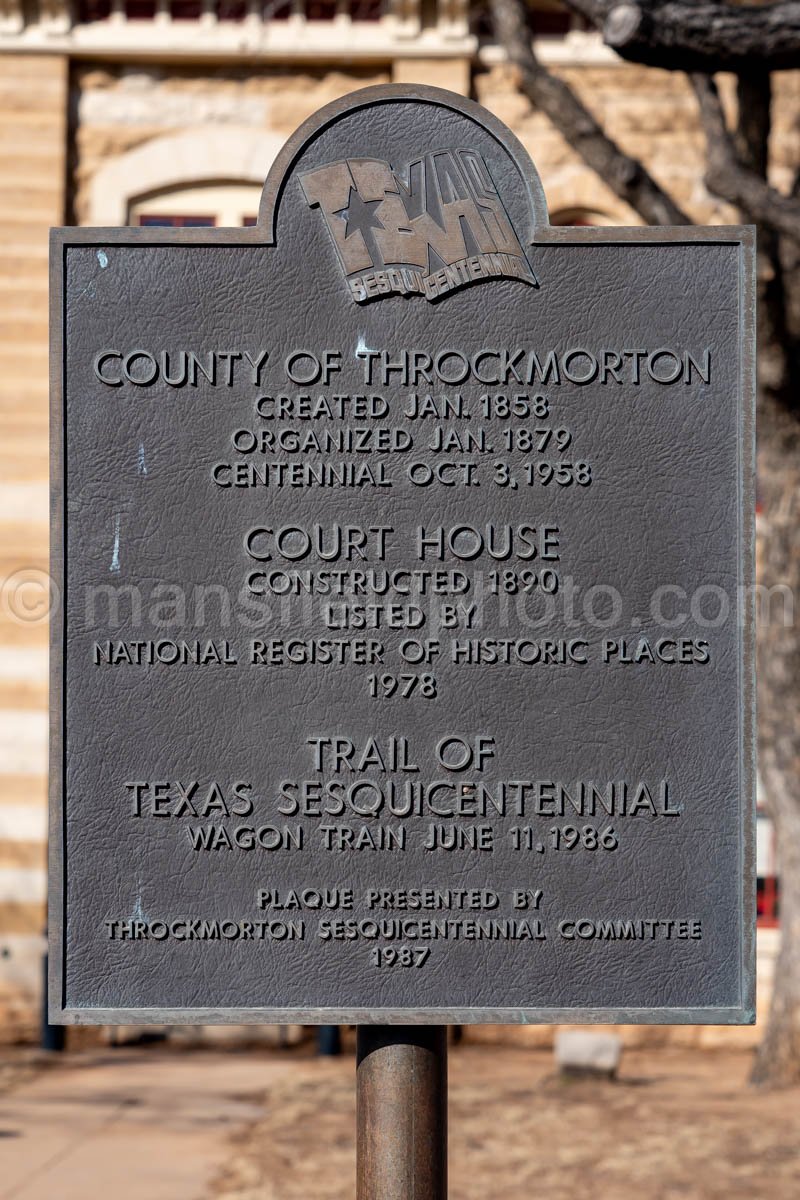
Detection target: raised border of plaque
<box><xmin>49</xmin><ymin>84</ymin><xmax>756</xmax><ymax>1025</ymax></box>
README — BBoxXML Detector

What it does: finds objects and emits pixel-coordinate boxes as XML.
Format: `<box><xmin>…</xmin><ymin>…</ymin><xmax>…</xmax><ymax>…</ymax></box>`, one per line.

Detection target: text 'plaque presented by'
<box><xmin>50</xmin><ymin>85</ymin><xmax>756</xmax><ymax>1024</ymax></box>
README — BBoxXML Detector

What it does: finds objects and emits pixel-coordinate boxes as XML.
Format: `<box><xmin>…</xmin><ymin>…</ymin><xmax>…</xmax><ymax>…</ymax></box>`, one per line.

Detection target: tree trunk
<box><xmin>493</xmin><ymin>0</ymin><xmax>800</xmax><ymax>1082</ymax></box>
<box><xmin>751</xmin><ymin>396</ymin><xmax>800</xmax><ymax>1086</ymax></box>
<box><xmin>732</xmin><ymin>68</ymin><xmax>800</xmax><ymax>1086</ymax></box>
<box><xmin>691</xmin><ymin>73</ymin><xmax>800</xmax><ymax>245</ymax></box>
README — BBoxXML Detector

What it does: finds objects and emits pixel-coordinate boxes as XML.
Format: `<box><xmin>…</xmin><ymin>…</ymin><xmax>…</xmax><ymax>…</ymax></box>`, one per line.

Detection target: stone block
<box><xmin>393</xmin><ymin>57</ymin><xmax>470</xmax><ymax>96</ymax></box>
<box><xmin>555</xmin><ymin>1030</ymin><xmax>622</xmax><ymax>1078</ymax></box>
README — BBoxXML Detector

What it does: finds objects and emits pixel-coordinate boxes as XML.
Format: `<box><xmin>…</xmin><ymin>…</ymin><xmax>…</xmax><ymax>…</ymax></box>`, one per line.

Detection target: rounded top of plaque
<box><xmin>258</xmin><ymin>83</ymin><xmax>550</xmax><ymax>252</ymax></box>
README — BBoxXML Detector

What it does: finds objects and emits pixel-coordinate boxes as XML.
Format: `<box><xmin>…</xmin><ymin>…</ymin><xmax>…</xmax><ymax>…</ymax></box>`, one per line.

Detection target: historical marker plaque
<box><xmin>50</xmin><ymin>86</ymin><xmax>755</xmax><ymax>1024</ymax></box>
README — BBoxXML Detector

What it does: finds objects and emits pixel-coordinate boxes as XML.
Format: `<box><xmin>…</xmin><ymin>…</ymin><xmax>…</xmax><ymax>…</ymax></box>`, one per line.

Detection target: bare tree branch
<box><xmin>489</xmin><ymin>0</ymin><xmax>690</xmax><ymax>225</ymax></box>
<box><xmin>562</xmin><ymin>1</ymin><xmax>800</xmax><ymax>72</ymax></box>
<box><xmin>735</xmin><ymin>69</ymin><xmax>770</xmax><ymax>177</ymax></box>
<box><xmin>691</xmin><ymin>73</ymin><xmax>800</xmax><ymax>243</ymax></box>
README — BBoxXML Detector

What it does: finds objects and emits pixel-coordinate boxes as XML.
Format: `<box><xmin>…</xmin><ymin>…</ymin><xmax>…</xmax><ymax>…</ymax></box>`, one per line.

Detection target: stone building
<box><xmin>0</xmin><ymin>0</ymin><xmax>787</xmax><ymax>1040</ymax></box>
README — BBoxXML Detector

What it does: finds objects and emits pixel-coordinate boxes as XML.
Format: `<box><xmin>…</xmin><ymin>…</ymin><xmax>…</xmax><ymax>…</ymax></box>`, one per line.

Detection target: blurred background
<box><xmin>0</xmin><ymin>3</ymin><xmax>798</xmax><ymax>1197</ymax></box>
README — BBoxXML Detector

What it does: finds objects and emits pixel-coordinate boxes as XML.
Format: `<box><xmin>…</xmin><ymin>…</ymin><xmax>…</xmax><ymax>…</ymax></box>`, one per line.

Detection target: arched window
<box><xmin>550</xmin><ymin>206</ymin><xmax>622</xmax><ymax>227</ymax></box>
<box><xmin>88</xmin><ymin>128</ymin><xmax>285</xmax><ymax>225</ymax></box>
<box><xmin>130</xmin><ymin>182</ymin><xmax>263</xmax><ymax>228</ymax></box>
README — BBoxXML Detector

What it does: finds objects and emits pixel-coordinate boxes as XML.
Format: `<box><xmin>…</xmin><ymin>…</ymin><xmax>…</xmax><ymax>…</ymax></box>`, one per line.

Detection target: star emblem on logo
<box><xmin>336</xmin><ymin>188</ymin><xmax>385</xmax><ymax>241</ymax></box>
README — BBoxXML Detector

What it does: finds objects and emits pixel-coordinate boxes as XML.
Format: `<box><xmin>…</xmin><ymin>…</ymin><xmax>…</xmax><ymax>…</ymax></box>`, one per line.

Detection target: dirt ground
<box><xmin>213</xmin><ymin>1042</ymin><xmax>800</xmax><ymax>1200</ymax></box>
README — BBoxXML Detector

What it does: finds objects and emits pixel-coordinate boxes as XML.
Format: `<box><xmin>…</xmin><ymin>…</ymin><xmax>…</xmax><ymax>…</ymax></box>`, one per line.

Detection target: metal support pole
<box><xmin>318</xmin><ymin>1024</ymin><xmax>342</xmax><ymax>1056</ymax></box>
<box><xmin>356</xmin><ymin>1026</ymin><xmax>447</xmax><ymax>1200</ymax></box>
<box><xmin>41</xmin><ymin>947</ymin><xmax>65</xmax><ymax>1052</ymax></box>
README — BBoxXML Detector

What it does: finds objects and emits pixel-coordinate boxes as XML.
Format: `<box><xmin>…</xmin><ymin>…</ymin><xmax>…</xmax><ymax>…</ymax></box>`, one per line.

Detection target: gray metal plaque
<box><xmin>50</xmin><ymin>85</ymin><xmax>755</xmax><ymax>1025</ymax></box>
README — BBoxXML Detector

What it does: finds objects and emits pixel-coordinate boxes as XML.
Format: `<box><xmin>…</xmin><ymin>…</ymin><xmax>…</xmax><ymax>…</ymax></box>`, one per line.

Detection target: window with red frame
<box><xmin>136</xmin><ymin>215</ymin><xmax>216</xmax><ymax>228</ymax></box>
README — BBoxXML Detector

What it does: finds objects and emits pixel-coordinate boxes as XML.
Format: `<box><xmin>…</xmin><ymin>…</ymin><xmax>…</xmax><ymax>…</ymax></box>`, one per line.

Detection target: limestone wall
<box><xmin>0</xmin><ymin>53</ymin><xmax>67</xmax><ymax>1039</ymax></box>
<box><xmin>70</xmin><ymin>63</ymin><xmax>390</xmax><ymax>226</ymax></box>
<box><xmin>71</xmin><ymin>56</ymin><xmax>800</xmax><ymax>229</ymax></box>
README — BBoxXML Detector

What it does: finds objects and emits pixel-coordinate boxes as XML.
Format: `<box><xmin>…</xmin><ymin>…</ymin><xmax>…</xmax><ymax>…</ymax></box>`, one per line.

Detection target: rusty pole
<box><xmin>356</xmin><ymin>1026</ymin><xmax>448</xmax><ymax>1200</ymax></box>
